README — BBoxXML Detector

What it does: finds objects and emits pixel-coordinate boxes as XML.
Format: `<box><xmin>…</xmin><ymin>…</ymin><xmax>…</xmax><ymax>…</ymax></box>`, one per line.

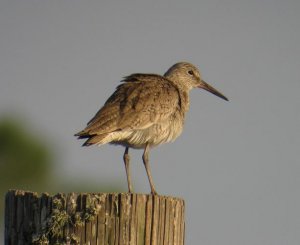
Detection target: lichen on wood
<box><xmin>31</xmin><ymin>193</ymin><xmax>102</xmax><ymax>244</ymax></box>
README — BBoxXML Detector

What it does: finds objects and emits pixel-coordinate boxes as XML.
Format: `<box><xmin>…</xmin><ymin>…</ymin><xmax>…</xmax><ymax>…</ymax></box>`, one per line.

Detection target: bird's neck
<box><xmin>178</xmin><ymin>89</ymin><xmax>190</xmax><ymax>114</ymax></box>
<box><xmin>164</xmin><ymin>78</ymin><xmax>190</xmax><ymax>114</ymax></box>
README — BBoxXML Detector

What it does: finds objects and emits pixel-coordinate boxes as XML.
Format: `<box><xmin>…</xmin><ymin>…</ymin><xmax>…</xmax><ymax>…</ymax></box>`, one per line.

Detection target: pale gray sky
<box><xmin>1</xmin><ymin>0</ymin><xmax>300</xmax><ymax>244</ymax></box>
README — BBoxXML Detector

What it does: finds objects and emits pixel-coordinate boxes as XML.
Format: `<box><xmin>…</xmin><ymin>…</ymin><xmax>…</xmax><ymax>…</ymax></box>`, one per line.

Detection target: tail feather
<box><xmin>81</xmin><ymin>134</ymin><xmax>110</xmax><ymax>146</ymax></box>
<box><xmin>74</xmin><ymin>130</ymin><xmax>88</xmax><ymax>137</ymax></box>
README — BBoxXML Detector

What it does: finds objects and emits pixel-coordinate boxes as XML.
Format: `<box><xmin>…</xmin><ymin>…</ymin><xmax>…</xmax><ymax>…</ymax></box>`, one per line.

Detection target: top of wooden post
<box><xmin>5</xmin><ymin>190</ymin><xmax>185</xmax><ymax>245</ymax></box>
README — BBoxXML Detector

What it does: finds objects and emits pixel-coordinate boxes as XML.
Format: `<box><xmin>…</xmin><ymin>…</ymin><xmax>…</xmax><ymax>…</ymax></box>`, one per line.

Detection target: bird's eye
<box><xmin>188</xmin><ymin>70</ymin><xmax>194</xmax><ymax>76</ymax></box>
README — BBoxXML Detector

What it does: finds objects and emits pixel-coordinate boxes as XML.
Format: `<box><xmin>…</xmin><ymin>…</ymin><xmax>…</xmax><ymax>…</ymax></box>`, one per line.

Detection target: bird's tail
<box><xmin>75</xmin><ymin>131</ymin><xmax>110</xmax><ymax>146</ymax></box>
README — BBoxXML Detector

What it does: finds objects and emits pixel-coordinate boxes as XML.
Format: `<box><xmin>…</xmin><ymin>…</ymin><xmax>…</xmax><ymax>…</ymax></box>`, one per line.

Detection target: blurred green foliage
<box><xmin>0</xmin><ymin>117</ymin><xmax>53</xmax><ymax>223</ymax></box>
<box><xmin>0</xmin><ymin>117</ymin><xmax>52</xmax><ymax>189</ymax></box>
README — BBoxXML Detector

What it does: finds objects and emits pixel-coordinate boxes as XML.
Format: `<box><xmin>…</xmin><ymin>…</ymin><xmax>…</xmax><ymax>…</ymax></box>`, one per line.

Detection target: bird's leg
<box><xmin>142</xmin><ymin>144</ymin><xmax>158</xmax><ymax>195</ymax></box>
<box><xmin>123</xmin><ymin>147</ymin><xmax>133</xmax><ymax>193</ymax></box>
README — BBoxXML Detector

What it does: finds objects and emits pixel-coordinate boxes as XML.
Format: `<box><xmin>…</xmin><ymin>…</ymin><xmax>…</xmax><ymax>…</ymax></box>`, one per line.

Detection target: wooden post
<box><xmin>5</xmin><ymin>190</ymin><xmax>185</xmax><ymax>245</ymax></box>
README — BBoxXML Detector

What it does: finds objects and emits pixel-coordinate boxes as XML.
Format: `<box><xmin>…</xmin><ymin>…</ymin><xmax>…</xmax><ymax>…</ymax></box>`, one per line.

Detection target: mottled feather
<box><xmin>76</xmin><ymin>74</ymin><xmax>180</xmax><ymax>139</ymax></box>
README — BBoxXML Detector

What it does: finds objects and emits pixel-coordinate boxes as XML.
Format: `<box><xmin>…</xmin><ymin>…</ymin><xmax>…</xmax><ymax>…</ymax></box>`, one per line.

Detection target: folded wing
<box><xmin>75</xmin><ymin>74</ymin><xmax>180</xmax><ymax>139</ymax></box>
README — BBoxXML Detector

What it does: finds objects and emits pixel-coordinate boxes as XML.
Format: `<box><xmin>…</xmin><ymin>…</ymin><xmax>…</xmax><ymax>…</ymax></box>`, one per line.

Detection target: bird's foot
<box><xmin>151</xmin><ymin>190</ymin><xmax>158</xmax><ymax>196</ymax></box>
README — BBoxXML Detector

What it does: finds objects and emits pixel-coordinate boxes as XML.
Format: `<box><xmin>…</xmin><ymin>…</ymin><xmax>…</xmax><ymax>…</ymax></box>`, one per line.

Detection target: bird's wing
<box><xmin>77</xmin><ymin>74</ymin><xmax>180</xmax><ymax>136</ymax></box>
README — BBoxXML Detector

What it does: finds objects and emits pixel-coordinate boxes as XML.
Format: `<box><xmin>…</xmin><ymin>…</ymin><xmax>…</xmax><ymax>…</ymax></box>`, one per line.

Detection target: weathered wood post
<box><xmin>5</xmin><ymin>190</ymin><xmax>185</xmax><ymax>244</ymax></box>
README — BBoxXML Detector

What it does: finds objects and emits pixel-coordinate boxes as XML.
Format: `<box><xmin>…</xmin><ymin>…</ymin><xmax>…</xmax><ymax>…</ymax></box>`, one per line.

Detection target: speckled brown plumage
<box><xmin>75</xmin><ymin>62</ymin><xmax>228</xmax><ymax>194</ymax></box>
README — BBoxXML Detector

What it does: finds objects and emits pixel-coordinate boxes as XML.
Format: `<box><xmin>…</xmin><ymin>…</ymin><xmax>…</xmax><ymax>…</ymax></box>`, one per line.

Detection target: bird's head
<box><xmin>164</xmin><ymin>62</ymin><xmax>228</xmax><ymax>101</ymax></box>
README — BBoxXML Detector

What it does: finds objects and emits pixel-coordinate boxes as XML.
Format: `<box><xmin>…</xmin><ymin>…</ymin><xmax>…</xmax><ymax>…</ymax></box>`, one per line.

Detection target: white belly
<box><xmin>109</xmin><ymin>114</ymin><xmax>184</xmax><ymax>148</ymax></box>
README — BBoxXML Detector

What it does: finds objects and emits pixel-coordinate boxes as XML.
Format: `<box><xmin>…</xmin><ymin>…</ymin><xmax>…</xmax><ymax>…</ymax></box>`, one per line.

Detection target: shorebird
<box><xmin>75</xmin><ymin>62</ymin><xmax>228</xmax><ymax>194</ymax></box>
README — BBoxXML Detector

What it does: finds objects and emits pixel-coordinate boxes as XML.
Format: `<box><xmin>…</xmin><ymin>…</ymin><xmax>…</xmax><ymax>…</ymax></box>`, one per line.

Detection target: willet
<box><xmin>75</xmin><ymin>62</ymin><xmax>228</xmax><ymax>194</ymax></box>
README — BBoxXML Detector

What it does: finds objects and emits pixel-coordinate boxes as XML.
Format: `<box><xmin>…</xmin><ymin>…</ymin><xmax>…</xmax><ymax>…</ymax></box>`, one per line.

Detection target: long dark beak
<box><xmin>198</xmin><ymin>80</ymin><xmax>228</xmax><ymax>101</ymax></box>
